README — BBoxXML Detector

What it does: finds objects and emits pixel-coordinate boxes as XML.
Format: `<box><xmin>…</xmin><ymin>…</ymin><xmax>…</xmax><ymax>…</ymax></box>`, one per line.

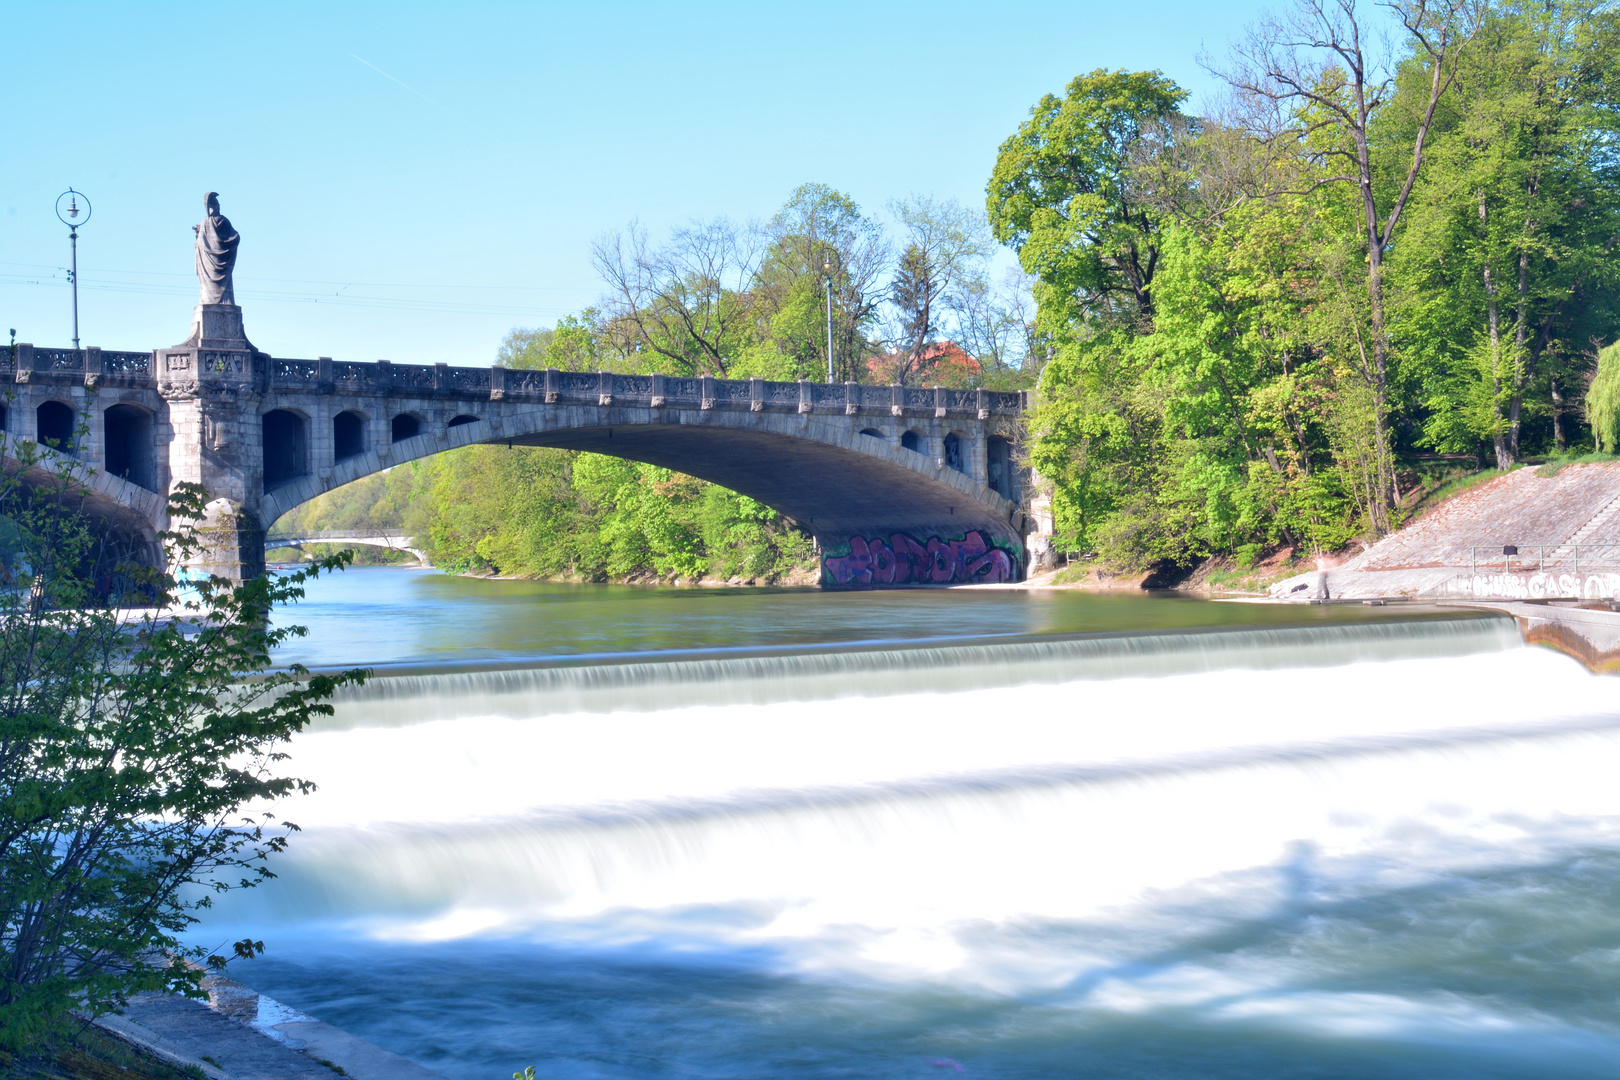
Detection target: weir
<box><xmin>197</xmin><ymin>583</ymin><xmax>1620</xmax><ymax>1078</ymax></box>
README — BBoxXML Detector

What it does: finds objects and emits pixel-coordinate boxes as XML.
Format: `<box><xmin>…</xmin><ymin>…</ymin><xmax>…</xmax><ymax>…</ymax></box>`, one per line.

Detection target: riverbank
<box><xmin>89</xmin><ymin>970</ymin><xmax>445</xmax><ymax>1080</ymax></box>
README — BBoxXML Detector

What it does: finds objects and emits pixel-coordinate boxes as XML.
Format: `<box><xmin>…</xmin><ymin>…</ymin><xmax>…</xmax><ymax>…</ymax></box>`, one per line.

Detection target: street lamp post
<box><xmin>55</xmin><ymin>189</ymin><xmax>91</xmax><ymax>350</ymax></box>
<box><xmin>823</xmin><ymin>259</ymin><xmax>835</xmax><ymax>383</ymax></box>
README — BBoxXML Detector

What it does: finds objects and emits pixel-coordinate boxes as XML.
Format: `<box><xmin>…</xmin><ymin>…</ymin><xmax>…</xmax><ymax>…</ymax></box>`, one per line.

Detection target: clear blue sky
<box><xmin>2</xmin><ymin>1</ymin><xmax>1268</xmax><ymax>365</ymax></box>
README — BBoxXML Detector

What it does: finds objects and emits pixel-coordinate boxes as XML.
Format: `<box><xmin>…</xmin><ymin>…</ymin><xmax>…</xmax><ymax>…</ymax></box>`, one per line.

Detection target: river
<box><xmin>195</xmin><ymin>566</ymin><xmax>1620</xmax><ymax>1078</ymax></box>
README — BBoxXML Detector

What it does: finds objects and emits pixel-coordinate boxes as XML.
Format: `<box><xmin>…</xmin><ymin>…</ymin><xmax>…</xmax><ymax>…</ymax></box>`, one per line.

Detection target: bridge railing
<box><xmin>259</xmin><ymin>361</ymin><xmax>1028</xmax><ymax>416</ymax></box>
<box><xmin>1470</xmin><ymin>543</ymin><xmax>1620</xmax><ymax>575</ymax></box>
<box><xmin>11</xmin><ymin>344</ymin><xmax>1027</xmax><ymax>417</ymax></box>
<box><xmin>2</xmin><ymin>346</ymin><xmax>154</xmax><ymax>380</ymax></box>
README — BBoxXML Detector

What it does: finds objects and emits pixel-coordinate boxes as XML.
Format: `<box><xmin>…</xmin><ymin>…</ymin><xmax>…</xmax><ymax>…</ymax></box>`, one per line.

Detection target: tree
<box><xmin>1392</xmin><ymin>0</ymin><xmax>1620</xmax><ymax>465</ymax></box>
<box><xmin>1216</xmin><ymin>0</ymin><xmax>1483</xmax><ymax>527</ymax></box>
<box><xmin>986</xmin><ymin>68</ymin><xmax>1190</xmax><ymax>328</ymax></box>
<box><xmin>498</xmin><ymin>309</ymin><xmax>605</xmax><ymax>372</ymax></box>
<box><xmin>754</xmin><ymin>183</ymin><xmax>889</xmax><ymax>382</ymax></box>
<box><xmin>883</xmin><ymin>197</ymin><xmax>994</xmax><ymax>385</ymax></box>
<box><xmin>0</xmin><ymin>446</ymin><xmax>364</xmax><ymax>1047</ymax></box>
<box><xmin>592</xmin><ymin>218</ymin><xmax>764</xmax><ymax>376</ymax></box>
<box><xmin>1587</xmin><ymin>340</ymin><xmax>1620</xmax><ymax>452</ymax></box>
<box><xmin>946</xmin><ymin>268</ymin><xmax>1044</xmax><ymax>389</ymax></box>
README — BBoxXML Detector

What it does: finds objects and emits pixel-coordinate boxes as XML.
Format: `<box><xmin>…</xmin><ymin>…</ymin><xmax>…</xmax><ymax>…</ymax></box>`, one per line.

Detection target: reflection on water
<box><xmin>208</xmin><ymin>568</ymin><xmax>1620</xmax><ymax>1079</ymax></box>
<box><xmin>273</xmin><ymin>566</ymin><xmax>1464</xmax><ymax>669</ymax></box>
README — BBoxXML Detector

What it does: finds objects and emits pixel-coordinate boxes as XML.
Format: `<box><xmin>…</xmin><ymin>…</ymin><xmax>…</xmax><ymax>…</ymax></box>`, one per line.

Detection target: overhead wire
<box><xmin>0</xmin><ymin>260</ymin><xmax>596</xmax><ymax>318</ymax></box>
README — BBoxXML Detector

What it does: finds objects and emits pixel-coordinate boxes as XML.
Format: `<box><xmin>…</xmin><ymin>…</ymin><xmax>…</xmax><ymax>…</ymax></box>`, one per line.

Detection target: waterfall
<box><xmin>203</xmin><ymin>612</ymin><xmax>1620</xmax><ymax>1078</ymax></box>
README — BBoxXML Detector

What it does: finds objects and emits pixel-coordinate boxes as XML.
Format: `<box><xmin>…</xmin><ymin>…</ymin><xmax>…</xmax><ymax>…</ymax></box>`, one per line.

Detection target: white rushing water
<box><xmin>196</xmin><ymin>616</ymin><xmax>1620</xmax><ymax>1076</ymax></box>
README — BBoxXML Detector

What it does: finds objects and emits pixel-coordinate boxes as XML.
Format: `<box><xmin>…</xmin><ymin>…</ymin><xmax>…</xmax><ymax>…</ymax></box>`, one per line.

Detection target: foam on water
<box><xmin>203</xmin><ymin>616</ymin><xmax>1620</xmax><ymax>1077</ymax></box>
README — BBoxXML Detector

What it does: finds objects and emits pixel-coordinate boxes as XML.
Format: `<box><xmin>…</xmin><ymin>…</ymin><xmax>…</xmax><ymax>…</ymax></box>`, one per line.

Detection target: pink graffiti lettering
<box><xmin>825</xmin><ymin>530</ymin><xmax>1016</xmax><ymax>587</ymax></box>
<box><xmin>824</xmin><ymin>535</ymin><xmax>874</xmax><ymax>585</ymax></box>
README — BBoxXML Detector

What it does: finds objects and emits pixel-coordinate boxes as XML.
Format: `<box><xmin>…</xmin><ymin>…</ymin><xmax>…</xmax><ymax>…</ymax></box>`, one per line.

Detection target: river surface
<box><xmin>196</xmin><ymin>567</ymin><xmax>1620</xmax><ymax>1078</ymax></box>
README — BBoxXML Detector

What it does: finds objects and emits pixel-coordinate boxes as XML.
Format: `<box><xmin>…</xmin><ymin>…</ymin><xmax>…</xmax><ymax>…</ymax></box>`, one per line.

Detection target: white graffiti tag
<box><xmin>1472</xmin><ymin>572</ymin><xmax>1620</xmax><ymax>600</ymax></box>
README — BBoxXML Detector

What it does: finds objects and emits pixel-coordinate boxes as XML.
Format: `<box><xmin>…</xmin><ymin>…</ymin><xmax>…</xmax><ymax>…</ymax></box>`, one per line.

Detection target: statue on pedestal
<box><xmin>194</xmin><ymin>192</ymin><xmax>239</xmax><ymax>305</ymax></box>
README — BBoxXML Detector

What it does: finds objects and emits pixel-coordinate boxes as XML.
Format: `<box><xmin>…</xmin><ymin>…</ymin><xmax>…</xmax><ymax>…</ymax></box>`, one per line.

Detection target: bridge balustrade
<box><xmin>101</xmin><ymin>351</ymin><xmax>152</xmax><ymax>375</ymax></box>
<box><xmin>11</xmin><ymin>342</ymin><xmax>1028</xmax><ymax>417</ymax></box>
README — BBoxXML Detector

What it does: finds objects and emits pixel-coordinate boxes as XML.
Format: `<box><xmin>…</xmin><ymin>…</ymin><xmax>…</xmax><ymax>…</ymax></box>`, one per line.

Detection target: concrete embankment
<box><xmin>94</xmin><ymin>971</ymin><xmax>445</xmax><ymax>1080</ymax></box>
<box><xmin>1269</xmin><ymin>462</ymin><xmax>1620</xmax><ymax>603</ymax></box>
<box><xmin>1266</xmin><ymin>461</ymin><xmax>1620</xmax><ymax>671</ymax></box>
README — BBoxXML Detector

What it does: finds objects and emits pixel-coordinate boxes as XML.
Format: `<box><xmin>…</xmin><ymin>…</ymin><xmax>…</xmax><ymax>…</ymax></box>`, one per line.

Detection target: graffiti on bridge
<box><xmin>823</xmin><ymin>530</ymin><xmax>1017</xmax><ymax>587</ymax></box>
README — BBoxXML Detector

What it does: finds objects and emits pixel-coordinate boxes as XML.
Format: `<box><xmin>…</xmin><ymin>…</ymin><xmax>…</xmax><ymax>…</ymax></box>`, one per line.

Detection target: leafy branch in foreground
<box><xmin>0</xmin><ymin>439</ymin><xmax>366</xmax><ymax>1048</ymax></box>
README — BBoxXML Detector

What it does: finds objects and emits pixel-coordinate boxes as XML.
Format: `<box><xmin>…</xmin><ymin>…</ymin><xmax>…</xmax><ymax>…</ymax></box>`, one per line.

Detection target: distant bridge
<box><xmin>266</xmin><ymin>532</ymin><xmax>426</xmax><ymax>562</ymax></box>
<box><xmin>3</xmin><ymin>303</ymin><xmax>1030</xmax><ymax>587</ymax></box>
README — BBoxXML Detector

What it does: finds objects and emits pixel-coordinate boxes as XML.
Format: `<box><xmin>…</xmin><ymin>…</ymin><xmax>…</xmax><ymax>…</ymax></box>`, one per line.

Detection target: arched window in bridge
<box><xmin>262</xmin><ymin>410</ymin><xmax>308</xmax><ymax>491</ymax></box>
<box><xmin>859</xmin><ymin>428</ymin><xmax>885</xmax><ymax>440</ymax></box>
<box><xmin>103</xmin><ymin>403</ymin><xmax>156</xmax><ymax>491</ymax></box>
<box><xmin>36</xmin><ymin>400</ymin><xmax>76</xmax><ymax>454</ymax></box>
<box><xmin>986</xmin><ymin>436</ymin><xmax>1015</xmax><ymax>500</ymax></box>
<box><xmin>0</xmin><ymin>401</ymin><xmax>8</xmax><ymax>435</ymax></box>
<box><xmin>391</xmin><ymin>413</ymin><xmax>421</xmax><ymax>443</ymax></box>
<box><xmin>334</xmin><ymin>410</ymin><xmax>365</xmax><ymax>462</ymax></box>
<box><xmin>900</xmin><ymin>429</ymin><xmax>923</xmax><ymax>453</ymax></box>
<box><xmin>447</xmin><ymin>414</ymin><xmax>479</xmax><ymax>429</ymax></box>
<box><xmin>943</xmin><ymin>432</ymin><xmax>964</xmax><ymax>473</ymax></box>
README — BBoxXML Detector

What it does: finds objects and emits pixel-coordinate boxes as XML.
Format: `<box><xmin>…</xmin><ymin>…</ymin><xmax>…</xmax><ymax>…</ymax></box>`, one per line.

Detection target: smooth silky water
<box><xmin>196</xmin><ymin>567</ymin><xmax>1620</xmax><ymax>1078</ymax></box>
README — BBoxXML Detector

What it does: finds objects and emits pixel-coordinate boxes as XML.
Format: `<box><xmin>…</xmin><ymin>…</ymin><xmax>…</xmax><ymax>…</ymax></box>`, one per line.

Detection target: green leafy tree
<box><xmin>1392</xmin><ymin>0</ymin><xmax>1620</xmax><ymax>465</ymax></box>
<box><xmin>754</xmin><ymin>184</ymin><xmax>890</xmax><ymax>382</ymax></box>
<box><xmin>1216</xmin><ymin>0</ymin><xmax>1483</xmax><ymax>529</ymax></box>
<box><xmin>1587</xmin><ymin>341</ymin><xmax>1620</xmax><ymax>452</ymax></box>
<box><xmin>0</xmin><ymin>446</ymin><xmax>363</xmax><ymax>1048</ymax></box>
<box><xmin>499</xmin><ymin>310</ymin><xmax>606</xmax><ymax>372</ymax></box>
<box><xmin>987</xmin><ymin>68</ymin><xmax>1190</xmax><ymax>327</ymax></box>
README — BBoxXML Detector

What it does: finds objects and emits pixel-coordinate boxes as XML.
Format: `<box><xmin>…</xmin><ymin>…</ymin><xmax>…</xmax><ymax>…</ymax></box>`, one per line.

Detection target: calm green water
<box><xmin>207</xmin><ymin>568</ymin><xmax>1620</xmax><ymax>1080</ymax></box>
<box><xmin>272</xmin><ymin>566</ymin><xmax>1461</xmax><ymax>669</ymax></box>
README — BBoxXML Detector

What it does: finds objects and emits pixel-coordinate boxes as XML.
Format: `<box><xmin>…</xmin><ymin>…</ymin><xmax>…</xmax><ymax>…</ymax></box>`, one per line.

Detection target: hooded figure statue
<box><xmin>193</xmin><ymin>192</ymin><xmax>240</xmax><ymax>305</ymax></box>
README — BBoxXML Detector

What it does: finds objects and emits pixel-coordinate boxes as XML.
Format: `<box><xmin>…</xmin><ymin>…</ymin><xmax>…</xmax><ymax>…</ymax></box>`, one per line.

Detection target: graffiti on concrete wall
<box><xmin>823</xmin><ymin>529</ymin><xmax>1018</xmax><ymax>587</ymax></box>
<box><xmin>1472</xmin><ymin>572</ymin><xmax>1620</xmax><ymax>600</ymax></box>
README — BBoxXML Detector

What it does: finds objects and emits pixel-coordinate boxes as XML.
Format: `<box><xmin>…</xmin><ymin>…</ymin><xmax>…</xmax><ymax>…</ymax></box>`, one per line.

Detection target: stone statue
<box><xmin>193</xmin><ymin>192</ymin><xmax>239</xmax><ymax>305</ymax></box>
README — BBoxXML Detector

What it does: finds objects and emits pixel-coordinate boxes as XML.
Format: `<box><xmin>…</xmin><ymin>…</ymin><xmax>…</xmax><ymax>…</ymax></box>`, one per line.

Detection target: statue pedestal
<box><xmin>188</xmin><ymin>303</ymin><xmax>249</xmax><ymax>349</ymax></box>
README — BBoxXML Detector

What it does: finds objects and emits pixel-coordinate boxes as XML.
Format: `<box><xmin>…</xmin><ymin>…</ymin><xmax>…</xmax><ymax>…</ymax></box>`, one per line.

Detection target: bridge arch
<box><xmin>103</xmin><ymin>403</ymin><xmax>158</xmax><ymax>492</ymax></box>
<box><xmin>37</xmin><ymin>399</ymin><xmax>77</xmax><ymax>454</ymax></box>
<box><xmin>262</xmin><ymin>408</ymin><xmax>310</xmax><ymax>491</ymax></box>
<box><xmin>391</xmin><ymin>412</ymin><xmax>423</xmax><ymax>442</ymax></box>
<box><xmin>333</xmin><ymin>409</ymin><xmax>368</xmax><ymax>462</ymax></box>
<box><xmin>256</xmin><ymin>396</ymin><xmax>1027</xmax><ymax>586</ymax></box>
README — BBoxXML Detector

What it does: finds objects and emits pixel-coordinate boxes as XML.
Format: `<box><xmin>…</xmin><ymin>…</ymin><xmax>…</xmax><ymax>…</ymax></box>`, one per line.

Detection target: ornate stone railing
<box><xmin>4</xmin><ymin>346</ymin><xmax>156</xmax><ymax>380</ymax></box>
<box><xmin>11</xmin><ymin>346</ymin><xmax>1028</xmax><ymax>418</ymax></box>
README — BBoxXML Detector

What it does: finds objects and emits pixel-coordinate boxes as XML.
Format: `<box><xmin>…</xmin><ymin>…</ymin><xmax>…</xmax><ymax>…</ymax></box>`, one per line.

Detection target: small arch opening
<box><xmin>392</xmin><ymin>413</ymin><xmax>421</xmax><ymax>443</ymax></box>
<box><xmin>103</xmin><ymin>403</ymin><xmax>156</xmax><ymax>491</ymax></box>
<box><xmin>448</xmin><ymin>414</ymin><xmax>480</xmax><ymax>429</ymax></box>
<box><xmin>36</xmin><ymin>400</ymin><xmax>76</xmax><ymax>454</ymax></box>
<box><xmin>334</xmin><ymin>410</ymin><xmax>365</xmax><ymax>461</ymax></box>
<box><xmin>987</xmin><ymin>435</ymin><xmax>1015</xmax><ymax>499</ymax></box>
<box><xmin>943</xmin><ymin>432</ymin><xmax>964</xmax><ymax>473</ymax></box>
<box><xmin>900</xmin><ymin>429</ymin><xmax>923</xmax><ymax>453</ymax></box>
<box><xmin>859</xmin><ymin>428</ymin><xmax>885</xmax><ymax>439</ymax></box>
<box><xmin>263</xmin><ymin>409</ymin><xmax>309</xmax><ymax>491</ymax></box>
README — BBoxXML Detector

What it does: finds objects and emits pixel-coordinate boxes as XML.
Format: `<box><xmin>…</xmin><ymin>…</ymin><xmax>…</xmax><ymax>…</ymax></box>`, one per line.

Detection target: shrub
<box><xmin>0</xmin><ymin>444</ymin><xmax>364</xmax><ymax>1047</ymax></box>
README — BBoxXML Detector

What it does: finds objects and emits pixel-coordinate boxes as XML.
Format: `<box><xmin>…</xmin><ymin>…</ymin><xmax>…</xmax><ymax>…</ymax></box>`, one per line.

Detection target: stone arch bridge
<box><xmin>3</xmin><ymin>304</ymin><xmax>1031</xmax><ymax>586</ymax></box>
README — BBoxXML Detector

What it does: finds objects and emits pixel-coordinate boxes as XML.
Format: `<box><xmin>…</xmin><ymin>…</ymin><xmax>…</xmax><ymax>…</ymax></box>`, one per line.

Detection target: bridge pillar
<box><xmin>191</xmin><ymin>498</ymin><xmax>267</xmax><ymax>583</ymax></box>
<box><xmin>158</xmin><ymin>303</ymin><xmax>270</xmax><ymax>585</ymax></box>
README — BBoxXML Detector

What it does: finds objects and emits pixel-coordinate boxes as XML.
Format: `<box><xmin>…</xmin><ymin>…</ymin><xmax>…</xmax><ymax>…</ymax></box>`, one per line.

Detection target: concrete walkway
<box><xmin>100</xmin><ymin>973</ymin><xmax>446</xmax><ymax>1080</ymax></box>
